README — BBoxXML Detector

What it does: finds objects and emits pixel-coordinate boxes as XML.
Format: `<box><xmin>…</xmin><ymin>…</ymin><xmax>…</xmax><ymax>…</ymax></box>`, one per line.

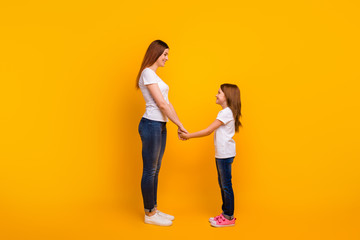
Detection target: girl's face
<box><xmin>156</xmin><ymin>48</ymin><xmax>169</xmax><ymax>67</ymax></box>
<box><xmin>216</xmin><ymin>88</ymin><xmax>227</xmax><ymax>106</ymax></box>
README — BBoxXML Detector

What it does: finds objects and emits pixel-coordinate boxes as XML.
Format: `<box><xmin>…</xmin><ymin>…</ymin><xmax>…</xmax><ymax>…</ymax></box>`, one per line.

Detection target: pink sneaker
<box><xmin>210</xmin><ymin>214</ymin><xmax>236</xmax><ymax>227</ymax></box>
<box><xmin>209</xmin><ymin>214</ymin><xmax>221</xmax><ymax>223</ymax></box>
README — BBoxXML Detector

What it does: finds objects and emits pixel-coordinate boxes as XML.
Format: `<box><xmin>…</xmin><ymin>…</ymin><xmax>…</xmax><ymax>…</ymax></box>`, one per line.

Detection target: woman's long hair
<box><xmin>221</xmin><ymin>83</ymin><xmax>242</xmax><ymax>132</ymax></box>
<box><xmin>136</xmin><ymin>40</ymin><xmax>169</xmax><ymax>89</ymax></box>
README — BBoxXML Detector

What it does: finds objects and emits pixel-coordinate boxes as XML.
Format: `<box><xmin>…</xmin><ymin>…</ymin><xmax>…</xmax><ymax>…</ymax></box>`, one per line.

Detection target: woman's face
<box><xmin>156</xmin><ymin>48</ymin><xmax>169</xmax><ymax>67</ymax></box>
<box><xmin>216</xmin><ymin>88</ymin><xmax>227</xmax><ymax>105</ymax></box>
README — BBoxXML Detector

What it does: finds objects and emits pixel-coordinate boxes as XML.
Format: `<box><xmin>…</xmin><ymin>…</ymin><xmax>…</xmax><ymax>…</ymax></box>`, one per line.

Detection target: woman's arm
<box><xmin>180</xmin><ymin>119</ymin><xmax>223</xmax><ymax>139</ymax></box>
<box><xmin>146</xmin><ymin>84</ymin><xmax>186</xmax><ymax>132</ymax></box>
<box><xmin>169</xmin><ymin>102</ymin><xmax>183</xmax><ymax>129</ymax></box>
<box><xmin>169</xmin><ymin>102</ymin><xmax>189</xmax><ymax>139</ymax></box>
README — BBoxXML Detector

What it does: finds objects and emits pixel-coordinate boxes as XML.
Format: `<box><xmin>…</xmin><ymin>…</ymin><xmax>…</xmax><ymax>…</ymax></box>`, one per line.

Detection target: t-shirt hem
<box><xmin>142</xmin><ymin>116</ymin><xmax>168</xmax><ymax>123</ymax></box>
<box><xmin>215</xmin><ymin>155</ymin><xmax>236</xmax><ymax>159</ymax></box>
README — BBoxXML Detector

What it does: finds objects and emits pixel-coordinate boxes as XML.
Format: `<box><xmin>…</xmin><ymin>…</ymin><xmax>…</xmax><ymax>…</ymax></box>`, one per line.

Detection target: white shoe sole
<box><xmin>210</xmin><ymin>223</ymin><xmax>235</xmax><ymax>228</ymax></box>
<box><xmin>144</xmin><ymin>220</ymin><xmax>172</xmax><ymax>226</ymax></box>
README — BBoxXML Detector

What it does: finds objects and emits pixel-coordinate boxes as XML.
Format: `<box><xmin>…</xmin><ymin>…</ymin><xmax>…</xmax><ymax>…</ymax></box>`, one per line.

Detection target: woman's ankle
<box><xmin>145</xmin><ymin>211</ymin><xmax>156</xmax><ymax>217</ymax></box>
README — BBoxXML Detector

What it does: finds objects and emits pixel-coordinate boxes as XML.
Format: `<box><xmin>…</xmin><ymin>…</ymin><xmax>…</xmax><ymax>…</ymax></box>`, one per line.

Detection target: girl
<box><xmin>136</xmin><ymin>40</ymin><xmax>188</xmax><ymax>226</ymax></box>
<box><xmin>180</xmin><ymin>83</ymin><xmax>241</xmax><ymax>227</ymax></box>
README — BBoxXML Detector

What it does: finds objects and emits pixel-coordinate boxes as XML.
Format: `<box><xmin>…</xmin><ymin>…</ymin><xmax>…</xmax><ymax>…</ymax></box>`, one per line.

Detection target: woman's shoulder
<box><xmin>142</xmin><ymin>68</ymin><xmax>159</xmax><ymax>79</ymax></box>
<box><xmin>142</xmin><ymin>67</ymin><xmax>156</xmax><ymax>75</ymax></box>
<box><xmin>141</xmin><ymin>68</ymin><xmax>160</xmax><ymax>85</ymax></box>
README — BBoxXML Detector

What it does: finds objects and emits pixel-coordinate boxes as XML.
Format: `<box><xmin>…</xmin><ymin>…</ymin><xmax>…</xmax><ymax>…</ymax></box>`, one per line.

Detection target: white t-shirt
<box><xmin>139</xmin><ymin>68</ymin><xmax>169</xmax><ymax>122</ymax></box>
<box><xmin>214</xmin><ymin>107</ymin><xmax>236</xmax><ymax>158</ymax></box>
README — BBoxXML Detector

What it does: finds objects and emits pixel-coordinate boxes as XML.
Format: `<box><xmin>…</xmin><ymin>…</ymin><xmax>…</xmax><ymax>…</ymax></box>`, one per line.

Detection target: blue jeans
<box><xmin>216</xmin><ymin>157</ymin><xmax>235</xmax><ymax>218</ymax></box>
<box><xmin>138</xmin><ymin>117</ymin><xmax>167</xmax><ymax>213</ymax></box>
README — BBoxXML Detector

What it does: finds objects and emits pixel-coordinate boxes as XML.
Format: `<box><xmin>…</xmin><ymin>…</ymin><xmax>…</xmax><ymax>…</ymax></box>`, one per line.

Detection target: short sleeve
<box><xmin>216</xmin><ymin>108</ymin><xmax>234</xmax><ymax>124</ymax></box>
<box><xmin>142</xmin><ymin>69</ymin><xmax>158</xmax><ymax>85</ymax></box>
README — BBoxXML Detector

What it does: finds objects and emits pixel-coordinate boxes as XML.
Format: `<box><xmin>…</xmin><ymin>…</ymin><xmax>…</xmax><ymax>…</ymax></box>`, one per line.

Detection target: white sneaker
<box><xmin>144</xmin><ymin>212</ymin><xmax>173</xmax><ymax>226</ymax></box>
<box><xmin>157</xmin><ymin>210</ymin><xmax>175</xmax><ymax>221</ymax></box>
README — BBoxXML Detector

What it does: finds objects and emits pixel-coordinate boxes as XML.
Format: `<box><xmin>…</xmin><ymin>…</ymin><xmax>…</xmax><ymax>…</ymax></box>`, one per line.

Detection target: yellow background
<box><xmin>1</xmin><ymin>0</ymin><xmax>360</xmax><ymax>239</ymax></box>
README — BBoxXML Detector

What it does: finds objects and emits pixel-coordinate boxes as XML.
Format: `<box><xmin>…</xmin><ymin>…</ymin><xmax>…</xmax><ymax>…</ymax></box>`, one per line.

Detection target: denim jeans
<box><xmin>215</xmin><ymin>157</ymin><xmax>235</xmax><ymax>218</ymax></box>
<box><xmin>138</xmin><ymin>117</ymin><xmax>167</xmax><ymax>213</ymax></box>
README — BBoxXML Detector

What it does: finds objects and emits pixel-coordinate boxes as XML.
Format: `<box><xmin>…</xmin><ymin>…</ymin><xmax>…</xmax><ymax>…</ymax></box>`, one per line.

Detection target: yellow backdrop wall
<box><xmin>1</xmin><ymin>1</ymin><xmax>359</xmax><ymax>239</ymax></box>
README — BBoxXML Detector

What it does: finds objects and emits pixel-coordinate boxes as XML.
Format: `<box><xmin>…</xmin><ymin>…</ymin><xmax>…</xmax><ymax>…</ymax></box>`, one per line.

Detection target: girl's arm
<box><xmin>180</xmin><ymin>119</ymin><xmax>223</xmax><ymax>139</ymax></box>
<box><xmin>146</xmin><ymin>84</ymin><xmax>187</xmax><ymax>133</ymax></box>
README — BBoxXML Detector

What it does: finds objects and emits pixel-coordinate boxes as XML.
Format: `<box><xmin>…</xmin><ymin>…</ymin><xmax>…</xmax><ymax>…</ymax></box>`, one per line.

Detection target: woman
<box><xmin>136</xmin><ymin>40</ymin><xmax>187</xmax><ymax>226</ymax></box>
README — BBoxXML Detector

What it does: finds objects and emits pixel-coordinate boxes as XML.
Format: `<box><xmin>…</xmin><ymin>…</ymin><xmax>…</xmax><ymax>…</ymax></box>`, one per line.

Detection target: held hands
<box><xmin>177</xmin><ymin>125</ymin><xmax>189</xmax><ymax>141</ymax></box>
<box><xmin>179</xmin><ymin>131</ymin><xmax>190</xmax><ymax>140</ymax></box>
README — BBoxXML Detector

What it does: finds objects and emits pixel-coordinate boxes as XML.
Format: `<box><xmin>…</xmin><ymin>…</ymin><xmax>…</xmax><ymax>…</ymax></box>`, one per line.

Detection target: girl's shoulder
<box><xmin>219</xmin><ymin>107</ymin><xmax>232</xmax><ymax>114</ymax></box>
<box><xmin>217</xmin><ymin>107</ymin><xmax>234</xmax><ymax>123</ymax></box>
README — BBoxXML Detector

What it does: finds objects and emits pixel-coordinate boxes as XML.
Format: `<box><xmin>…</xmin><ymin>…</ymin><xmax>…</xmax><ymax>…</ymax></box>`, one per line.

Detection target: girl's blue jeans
<box><xmin>216</xmin><ymin>157</ymin><xmax>235</xmax><ymax>218</ymax></box>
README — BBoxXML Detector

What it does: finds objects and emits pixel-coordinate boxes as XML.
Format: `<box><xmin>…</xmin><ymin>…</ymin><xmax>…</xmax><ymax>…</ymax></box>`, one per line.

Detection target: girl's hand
<box><xmin>179</xmin><ymin>131</ymin><xmax>190</xmax><ymax>140</ymax></box>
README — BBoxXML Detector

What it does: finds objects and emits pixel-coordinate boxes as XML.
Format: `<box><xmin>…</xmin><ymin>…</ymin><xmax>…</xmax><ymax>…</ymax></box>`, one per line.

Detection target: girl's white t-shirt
<box><xmin>139</xmin><ymin>68</ymin><xmax>169</xmax><ymax>122</ymax></box>
<box><xmin>214</xmin><ymin>107</ymin><xmax>236</xmax><ymax>158</ymax></box>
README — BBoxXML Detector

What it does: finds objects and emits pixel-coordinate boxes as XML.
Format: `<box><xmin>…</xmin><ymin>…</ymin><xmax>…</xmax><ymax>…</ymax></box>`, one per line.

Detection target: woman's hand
<box><xmin>178</xmin><ymin>125</ymin><xmax>188</xmax><ymax>141</ymax></box>
<box><xmin>178</xmin><ymin>125</ymin><xmax>188</xmax><ymax>134</ymax></box>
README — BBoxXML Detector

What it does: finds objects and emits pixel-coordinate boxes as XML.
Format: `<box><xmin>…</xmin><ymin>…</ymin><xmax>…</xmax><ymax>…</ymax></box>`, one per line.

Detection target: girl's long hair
<box><xmin>221</xmin><ymin>83</ymin><xmax>242</xmax><ymax>132</ymax></box>
<box><xmin>136</xmin><ymin>40</ymin><xmax>169</xmax><ymax>89</ymax></box>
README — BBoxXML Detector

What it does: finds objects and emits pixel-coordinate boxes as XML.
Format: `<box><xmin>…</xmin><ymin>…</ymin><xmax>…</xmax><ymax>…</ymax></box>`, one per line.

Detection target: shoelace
<box><xmin>215</xmin><ymin>214</ymin><xmax>226</xmax><ymax>223</ymax></box>
<box><xmin>213</xmin><ymin>215</ymin><xmax>221</xmax><ymax>221</ymax></box>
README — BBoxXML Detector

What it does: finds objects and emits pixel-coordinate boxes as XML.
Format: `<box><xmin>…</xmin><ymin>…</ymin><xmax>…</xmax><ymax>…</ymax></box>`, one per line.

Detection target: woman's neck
<box><xmin>148</xmin><ymin>64</ymin><xmax>158</xmax><ymax>72</ymax></box>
